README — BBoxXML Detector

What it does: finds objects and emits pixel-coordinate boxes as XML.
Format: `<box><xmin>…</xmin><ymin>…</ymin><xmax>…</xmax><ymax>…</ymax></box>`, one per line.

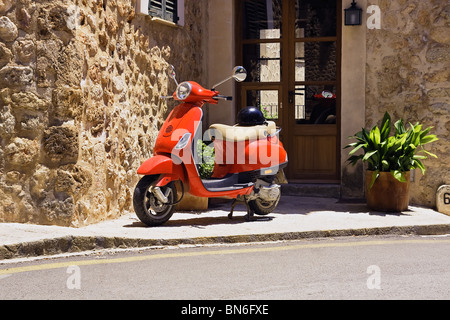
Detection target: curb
<box><xmin>2</xmin><ymin>224</ymin><xmax>450</xmax><ymax>261</ymax></box>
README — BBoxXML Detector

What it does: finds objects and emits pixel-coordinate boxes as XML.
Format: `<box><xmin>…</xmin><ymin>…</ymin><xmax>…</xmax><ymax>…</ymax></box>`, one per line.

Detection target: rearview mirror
<box><xmin>232</xmin><ymin>66</ymin><xmax>247</xmax><ymax>82</ymax></box>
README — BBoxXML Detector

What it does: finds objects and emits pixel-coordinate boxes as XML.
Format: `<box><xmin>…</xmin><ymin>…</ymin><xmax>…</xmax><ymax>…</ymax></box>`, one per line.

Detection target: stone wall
<box><xmin>365</xmin><ymin>0</ymin><xmax>449</xmax><ymax>207</ymax></box>
<box><xmin>0</xmin><ymin>0</ymin><xmax>208</xmax><ymax>226</ymax></box>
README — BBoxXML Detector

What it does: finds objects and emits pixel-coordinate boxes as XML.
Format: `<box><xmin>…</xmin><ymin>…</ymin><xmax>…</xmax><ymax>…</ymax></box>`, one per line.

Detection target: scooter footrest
<box><xmin>201</xmin><ymin>175</ymin><xmax>253</xmax><ymax>192</ymax></box>
<box><xmin>204</xmin><ymin>183</ymin><xmax>253</xmax><ymax>192</ymax></box>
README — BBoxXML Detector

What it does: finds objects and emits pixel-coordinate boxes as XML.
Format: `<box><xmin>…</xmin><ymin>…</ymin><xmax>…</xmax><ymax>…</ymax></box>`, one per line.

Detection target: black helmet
<box><xmin>237</xmin><ymin>106</ymin><xmax>266</xmax><ymax>126</ymax></box>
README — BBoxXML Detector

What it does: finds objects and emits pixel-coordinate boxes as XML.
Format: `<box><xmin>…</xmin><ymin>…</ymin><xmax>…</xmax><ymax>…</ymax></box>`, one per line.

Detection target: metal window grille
<box><xmin>149</xmin><ymin>0</ymin><xmax>178</xmax><ymax>23</ymax></box>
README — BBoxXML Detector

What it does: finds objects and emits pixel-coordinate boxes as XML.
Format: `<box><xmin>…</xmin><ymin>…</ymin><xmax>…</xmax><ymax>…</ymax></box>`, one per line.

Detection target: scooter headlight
<box><xmin>176</xmin><ymin>82</ymin><xmax>192</xmax><ymax>100</ymax></box>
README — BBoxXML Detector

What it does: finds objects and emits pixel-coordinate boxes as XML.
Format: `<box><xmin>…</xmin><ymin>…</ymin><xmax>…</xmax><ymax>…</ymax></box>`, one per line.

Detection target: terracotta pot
<box><xmin>175</xmin><ymin>193</ymin><xmax>208</xmax><ymax>211</ymax></box>
<box><xmin>365</xmin><ymin>171</ymin><xmax>410</xmax><ymax>212</ymax></box>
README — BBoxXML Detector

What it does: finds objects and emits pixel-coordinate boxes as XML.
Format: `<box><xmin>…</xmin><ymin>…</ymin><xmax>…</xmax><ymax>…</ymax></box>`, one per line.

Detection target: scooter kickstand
<box><xmin>228</xmin><ymin>197</ymin><xmax>255</xmax><ymax>221</ymax></box>
<box><xmin>228</xmin><ymin>199</ymin><xmax>238</xmax><ymax>219</ymax></box>
<box><xmin>244</xmin><ymin>200</ymin><xmax>255</xmax><ymax>222</ymax></box>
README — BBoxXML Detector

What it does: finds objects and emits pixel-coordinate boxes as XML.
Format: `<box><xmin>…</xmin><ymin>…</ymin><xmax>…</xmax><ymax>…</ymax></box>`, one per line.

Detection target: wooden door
<box><xmin>236</xmin><ymin>0</ymin><xmax>341</xmax><ymax>182</ymax></box>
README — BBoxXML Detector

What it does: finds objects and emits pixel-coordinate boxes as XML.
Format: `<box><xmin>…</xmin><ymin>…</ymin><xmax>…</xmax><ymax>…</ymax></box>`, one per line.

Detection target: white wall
<box><xmin>340</xmin><ymin>0</ymin><xmax>367</xmax><ymax>198</ymax></box>
<box><xmin>206</xmin><ymin>0</ymin><xmax>236</xmax><ymax>126</ymax></box>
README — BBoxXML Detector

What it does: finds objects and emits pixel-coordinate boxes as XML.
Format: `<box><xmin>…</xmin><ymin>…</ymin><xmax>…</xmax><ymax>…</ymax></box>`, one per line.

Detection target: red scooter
<box><xmin>133</xmin><ymin>66</ymin><xmax>288</xmax><ymax>226</ymax></box>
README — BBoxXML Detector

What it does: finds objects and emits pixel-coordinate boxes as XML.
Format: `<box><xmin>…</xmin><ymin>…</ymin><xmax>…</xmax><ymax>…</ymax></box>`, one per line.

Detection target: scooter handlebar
<box><xmin>212</xmin><ymin>95</ymin><xmax>233</xmax><ymax>101</ymax></box>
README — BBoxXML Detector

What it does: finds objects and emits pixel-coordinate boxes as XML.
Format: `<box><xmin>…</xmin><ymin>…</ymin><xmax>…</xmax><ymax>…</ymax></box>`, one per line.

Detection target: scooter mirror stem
<box><xmin>168</xmin><ymin>64</ymin><xmax>179</xmax><ymax>86</ymax></box>
<box><xmin>212</xmin><ymin>66</ymin><xmax>247</xmax><ymax>91</ymax></box>
<box><xmin>211</xmin><ymin>75</ymin><xmax>232</xmax><ymax>91</ymax></box>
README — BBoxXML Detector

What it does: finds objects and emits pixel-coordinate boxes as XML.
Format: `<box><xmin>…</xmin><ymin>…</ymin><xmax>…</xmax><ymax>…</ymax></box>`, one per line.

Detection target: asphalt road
<box><xmin>1</xmin><ymin>235</ymin><xmax>449</xmax><ymax>301</ymax></box>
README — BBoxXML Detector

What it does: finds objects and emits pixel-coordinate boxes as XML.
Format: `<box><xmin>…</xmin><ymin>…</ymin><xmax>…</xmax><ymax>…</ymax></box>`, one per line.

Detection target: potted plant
<box><xmin>345</xmin><ymin>112</ymin><xmax>439</xmax><ymax>212</ymax></box>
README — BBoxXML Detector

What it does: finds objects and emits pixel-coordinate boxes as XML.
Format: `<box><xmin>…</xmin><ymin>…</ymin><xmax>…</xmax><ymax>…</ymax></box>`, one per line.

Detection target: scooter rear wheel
<box><xmin>133</xmin><ymin>175</ymin><xmax>176</xmax><ymax>226</ymax></box>
<box><xmin>249</xmin><ymin>191</ymin><xmax>281</xmax><ymax>216</ymax></box>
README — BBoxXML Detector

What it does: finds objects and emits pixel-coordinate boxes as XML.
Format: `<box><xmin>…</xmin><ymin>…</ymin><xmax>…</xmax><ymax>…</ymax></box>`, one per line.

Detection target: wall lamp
<box><xmin>344</xmin><ymin>0</ymin><xmax>363</xmax><ymax>26</ymax></box>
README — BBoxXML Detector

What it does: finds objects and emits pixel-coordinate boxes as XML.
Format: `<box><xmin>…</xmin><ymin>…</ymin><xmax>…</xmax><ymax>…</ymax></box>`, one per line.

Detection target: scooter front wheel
<box><xmin>133</xmin><ymin>175</ymin><xmax>176</xmax><ymax>227</ymax></box>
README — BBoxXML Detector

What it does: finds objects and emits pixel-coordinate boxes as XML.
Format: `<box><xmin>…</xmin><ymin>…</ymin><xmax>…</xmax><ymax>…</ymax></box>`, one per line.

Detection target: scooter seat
<box><xmin>209</xmin><ymin>121</ymin><xmax>277</xmax><ymax>142</ymax></box>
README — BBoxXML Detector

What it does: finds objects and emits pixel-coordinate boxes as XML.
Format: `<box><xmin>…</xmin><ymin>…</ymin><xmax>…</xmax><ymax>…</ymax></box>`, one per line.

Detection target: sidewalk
<box><xmin>1</xmin><ymin>196</ymin><xmax>450</xmax><ymax>261</ymax></box>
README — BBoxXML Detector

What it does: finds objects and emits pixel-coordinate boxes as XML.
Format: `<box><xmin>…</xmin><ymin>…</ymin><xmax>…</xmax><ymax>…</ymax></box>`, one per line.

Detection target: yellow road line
<box><xmin>1</xmin><ymin>238</ymin><xmax>449</xmax><ymax>276</ymax></box>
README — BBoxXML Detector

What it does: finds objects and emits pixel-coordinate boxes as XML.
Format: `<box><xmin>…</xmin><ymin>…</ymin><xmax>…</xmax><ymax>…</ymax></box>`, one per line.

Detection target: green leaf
<box><xmin>380</xmin><ymin>112</ymin><xmax>391</xmax><ymax>141</ymax></box>
<box><xmin>420</xmin><ymin>134</ymin><xmax>439</xmax><ymax>145</ymax></box>
<box><xmin>369</xmin><ymin>170</ymin><xmax>380</xmax><ymax>189</ymax></box>
<box><xmin>421</xmin><ymin>149</ymin><xmax>438</xmax><ymax>158</ymax></box>
<box><xmin>393</xmin><ymin>133</ymin><xmax>407</xmax><ymax>151</ymax></box>
<box><xmin>394</xmin><ymin>119</ymin><xmax>406</xmax><ymax>135</ymax></box>
<box><xmin>344</xmin><ymin>142</ymin><xmax>358</xmax><ymax>149</ymax></box>
<box><xmin>361</xmin><ymin>128</ymin><xmax>371</xmax><ymax>147</ymax></box>
<box><xmin>370</xmin><ymin>126</ymin><xmax>381</xmax><ymax>147</ymax></box>
<box><xmin>391</xmin><ymin>170</ymin><xmax>407</xmax><ymax>183</ymax></box>
<box><xmin>411</xmin><ymin>122</ymin><xmax>422</xmax><ymax>134</ymax></box>
<box><xmin>348</xmin><ymin>143</ymin><xmax>366</xmax><ymax>155</ymax></box>
<box><xmin>347</xmin><ymin>155</ymin><xmax>363</xmax><ymax>166</ymax></box>
<box><xmin>353</xmin><ymin>131</ymin><xmax>368</xmax><ymax>143</ymax></box>
<box><xmin>363</xmin><ymin>150</ymin><xmax>378</xmax><ymax>162</ymax></box>
<box><xmin>414</xmin><ymin>159</ymin><xmax>426</xmax><ymax>175</ymax></box>
<box><xmin>405</xmin><ymin>125</ymin><xmax>417</xmax><ymax>145</ymax></box>
<box><xmin>419</xmin><ymin>126</ymin><xmax>432</xmax><ymax>138</ymax></box>
<box><xmin>381</xmin><ymin>160</ymin><xmax>389</xmax><ymax>171</ymax></box>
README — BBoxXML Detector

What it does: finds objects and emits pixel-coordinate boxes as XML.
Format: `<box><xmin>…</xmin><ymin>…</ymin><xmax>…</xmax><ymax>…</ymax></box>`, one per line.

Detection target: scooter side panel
<box><xmin>154</xmin><ymin>103</ymin><xmax>203</xmax><ymax>155</ymax></box>
<box><xmin>216</xmin><ymin>138</ymin><xmax>287</xmax><ymax>174</ymax></box>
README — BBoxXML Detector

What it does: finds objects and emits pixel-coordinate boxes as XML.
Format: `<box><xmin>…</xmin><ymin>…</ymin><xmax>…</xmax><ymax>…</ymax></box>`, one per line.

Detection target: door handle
<box><xmin>288</xmin><ymin>91</ymin><xmax>294</xmax><ymax>104</ymax></box>
<box><xmin>289</xmin><ymin>90</ymin><xmax>304</xmax><ymax>104</ymax></box>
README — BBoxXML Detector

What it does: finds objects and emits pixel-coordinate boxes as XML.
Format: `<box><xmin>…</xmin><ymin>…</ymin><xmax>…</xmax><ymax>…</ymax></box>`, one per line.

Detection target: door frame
<box><xmin>235</xmin><ymin>0</ymin><xmax>342</xmax><ymax>182</ymax></box>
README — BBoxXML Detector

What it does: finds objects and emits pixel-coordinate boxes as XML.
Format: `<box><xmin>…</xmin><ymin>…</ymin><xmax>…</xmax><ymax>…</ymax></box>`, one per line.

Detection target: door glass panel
<box><xmin>243</xmin><ymin>0</ymin><xmax>283</xmax><ymax>39</ymax></box>
<box><xmin>295</xmin><ymin>85</ymin><xmax>336</xmax><ymax>124</ymax></box>
<box><xmin>243</xmin><ymin>43</ymin><xmax>281</xmax><ymax>82</ymax></box>
<box><xmin>295</xmin><ymin>0</ymin><xmax>337</xmax><ymax>38</ymax></box>
<box><xmin>246</xmin><ymin>90</ymin><xmax>279</xmax><ymax>120</ymax></box>
<box><xmin>295</xmin><ymin>41</ymin><xmax>337</xmax><ymax>81</ymax></box>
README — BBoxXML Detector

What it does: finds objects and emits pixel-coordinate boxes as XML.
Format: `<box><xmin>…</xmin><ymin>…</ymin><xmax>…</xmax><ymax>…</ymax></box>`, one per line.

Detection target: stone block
<box><xmin>42</xmin><ymin>125</ymin><xmax>79</xmax><ymax>165</ymax></box>
<box><xmin>52</xmin><ymin>87</ymin><xmax>83</xmax><ymax>119</ymax></box>
<box><xmin>0</xmin><ymin>42</ymin><xmax>12</xmax><ymax>68</ymax></box>
<box><xmin>30</xmin><ymin>165</ymin><xmax>54</xmax><ymax>202</ymax></box>
<box><xmin>426</xmin><ymin>44</ymin><xmax>450</xmax><ymax>63</ymax></box>
<box><xmin>54</xmin><ymin>164</ymin><xmax>92</xmax><ymax>200</ymax></box>
<box><xmin>13</xmin><ymin>39</ymin><xmax>35</xmax><ymax>64</ymax></box>
<box><xmin>430</xmin><ymin>26</ymin><xmax>450</xmax><ymax>44</ymax></box>
<box><xmin>0</xmin><ymin>16</ymin><xmax>18</xmax><ymax>42</ymax></box>
<box><xmin>0</xmin><ymin>0</ymin><xmax>13</xmax><ymax>14</ymax></box>
<box><xmin>436</xmin><ymin>185</ymin><xmax>450</xmax><ymax>216</ymax></box>
<box><xmin>40</xmin><ymin>196</ymin><xmax>75</xmax><ymax>226</ymax></box>
<box><xmin>0</xmin><ymin>105</ymin><xmax>15</xmax><ymax>137</ymax></box>
<box><xmin>0</xmin><ymin>65</ymin><xmax>33</xmax><ymax>87</ymax></box>
<box><xmin>4</xmin><ymin>137</ymin><xmax>39</xmax><ymax>169</ymax></box>
<box><xmin>6</xmin><ymin>90</ymin><xmax>49</xmax><ymax>111</ymax></box>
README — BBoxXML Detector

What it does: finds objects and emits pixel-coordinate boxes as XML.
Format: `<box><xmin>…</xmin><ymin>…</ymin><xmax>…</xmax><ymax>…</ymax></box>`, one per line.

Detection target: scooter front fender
<box><xmin>137</xmin><ymin>155</ymin><xmax>186</xmax><ymax>186</ymax></box>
